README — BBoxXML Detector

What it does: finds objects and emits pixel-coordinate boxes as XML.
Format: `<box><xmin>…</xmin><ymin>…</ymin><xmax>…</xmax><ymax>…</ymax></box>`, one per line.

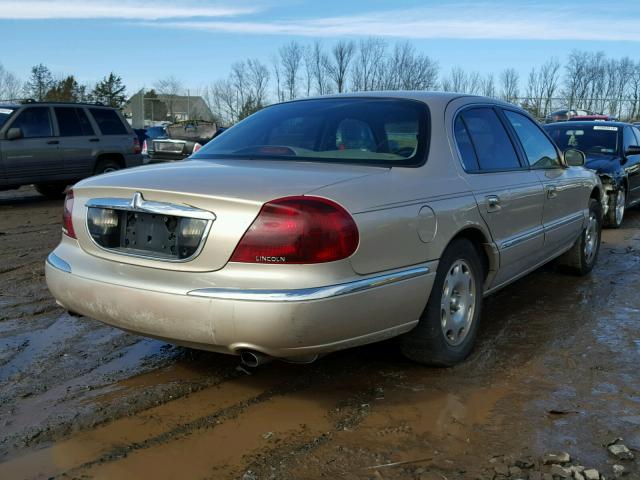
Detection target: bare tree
<box><xmin>155</xmin><ymin>76</ymin><xmax>183</xmax><ymax>121</ymax></box>
<box><xmin>351</xmin><ymin>37</ymin><xmax>386</xmax><ymax>91</ymax></box>
<box><xmin>205</xmin><ymin>58</ymin><xmax>270</xmax><ymax>126</ymax></box>
<box><xmin>441</xmin><ymin>67</ymin><xmax>469</xmax><ymax>93</ymax></box>
<box><xmin>539</xmin><ymin>58</ymin><xmax>561</xmax><ymax>116</ymax></box>
<box><xmin>326</xmin><ymin>40</ymin><xmax>356</xmax><ymax>93</ymax></box>
<box><xmin>308</xmin><ymin>41</ymin><xmax>331</xmax><ymax>95</ymax></box>
<box><xmin>278</xmin><ymin>40</ymin><xmax>304</xmax><ymax>100</ymax></box>
<box><xmin>0</xmin><ymin>64</ymin><xmax>22</xmax><ymax>100</ymax></box>
<box><xmin>499</xmin><ymin>68</ymin><xmax>519</xmax><ymax>103</ymax></box>
<box><xmin>481</xmin><ymin>73</ymin><xmax>496</xmax><ymax>98</ymax></box>
<box><xmin>629</xmin><ymin>61</ymin><xmax>640</xmax><ymax>119</ymax></box>
<box><xmin>383</xmin><ymin>42</ymin><xmax>439</xmax><ymax>90</ymax></box>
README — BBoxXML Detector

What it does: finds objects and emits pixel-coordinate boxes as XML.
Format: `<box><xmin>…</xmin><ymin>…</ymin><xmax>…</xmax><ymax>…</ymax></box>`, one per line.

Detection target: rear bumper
<box><xmin>45</xmin><ymin>250</ymin><xmax>435</xmax><ymax>359</ymax></box>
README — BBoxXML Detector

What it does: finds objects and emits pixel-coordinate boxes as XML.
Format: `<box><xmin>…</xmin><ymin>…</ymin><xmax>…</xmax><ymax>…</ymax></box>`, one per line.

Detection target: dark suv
<box><xmin>0</xmin><ymin>101</ymin><xmax>143</xmax><ymax>198</ymax></box>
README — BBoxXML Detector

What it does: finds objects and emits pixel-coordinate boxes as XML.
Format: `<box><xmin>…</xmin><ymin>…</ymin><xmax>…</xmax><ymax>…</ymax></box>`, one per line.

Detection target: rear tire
<box><xmin>605</xmin><ymin>187</ymin><xmax>625</xmax><ymax>228</ymax></box>
<box><xmin>34</xmin><ymin>183</ymin><xmax>67</xmax><ymax>199</ymax></box>
<box><xmin>557</xmin><ymin>198</ymin><xmax>602</xmax><ymax>276</ymax></box>
<box><xmin>400</xmin><ymin>238</ymin><xmax>484</xmax><ymax>366</ymax></box>
<box><xmin>94</xmin><ymin>159</ymin><xmax>121</xmax><ymax>175</ymax></box>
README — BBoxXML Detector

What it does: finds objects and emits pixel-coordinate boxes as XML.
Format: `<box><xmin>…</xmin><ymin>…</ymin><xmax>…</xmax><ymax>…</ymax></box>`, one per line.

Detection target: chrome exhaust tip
<box><xmin>240</xmin><ymin>350</ymin><xmax>272</xmax><ymax>368</ymax></box>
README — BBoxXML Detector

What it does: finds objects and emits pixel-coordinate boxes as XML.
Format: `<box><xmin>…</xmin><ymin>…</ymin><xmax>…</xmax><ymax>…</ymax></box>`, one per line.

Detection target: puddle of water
<box><xmin>0</xmin><ymin>366</ymin><xmax>300</xmax><ymax>479</ymax></box>
<box><xmin>357</xmin><ymin>381</ymin><xmax>511</xmax><ymax>440</ymax></box>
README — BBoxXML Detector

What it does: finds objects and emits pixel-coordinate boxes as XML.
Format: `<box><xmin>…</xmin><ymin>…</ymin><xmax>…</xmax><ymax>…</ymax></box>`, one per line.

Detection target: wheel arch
<box><xmin>94</xmin><ymin>153</ymin><xmax>125</xmax><ymax>171</ymax></box>
<box><xmin>446</xmin><ymin>226</ymin><xmax>497</xmax><ymax>287</ymax></box>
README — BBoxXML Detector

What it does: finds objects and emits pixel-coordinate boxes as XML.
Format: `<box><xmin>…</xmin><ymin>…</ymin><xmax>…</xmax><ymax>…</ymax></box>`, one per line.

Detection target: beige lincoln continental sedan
<box><xmin>46</xmin><ymin>92</ymin><xmax>603</xmax><ymax>367</ymax></box>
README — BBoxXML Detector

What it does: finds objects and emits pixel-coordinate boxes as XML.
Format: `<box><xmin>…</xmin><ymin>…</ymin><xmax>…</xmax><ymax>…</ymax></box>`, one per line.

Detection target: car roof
<box><xmin>544</xmin><ymin>120</ymin><xmax>630</xmax><ymax>128</ymax></box>
<box><xmin>278</xmin><ymin>91</ymin><xmax>517</xmax><ymax>110</ymax></box>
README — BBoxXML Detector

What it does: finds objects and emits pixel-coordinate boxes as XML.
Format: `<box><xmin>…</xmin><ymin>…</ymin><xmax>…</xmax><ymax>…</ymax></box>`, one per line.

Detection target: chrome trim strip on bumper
<box><xmin>46</xmin><ymin>253</ymin><xmax>71</xmax><ymax>273</ymax></box>
<box><xmin>187</xmin><ymin>266</ymin><xmax>431</xmax><ymax>303</ymax></box>
<box><xmin>86</xmin><ymin>196</ymin><xmax>216</xmax><ymax>221</ymax></box>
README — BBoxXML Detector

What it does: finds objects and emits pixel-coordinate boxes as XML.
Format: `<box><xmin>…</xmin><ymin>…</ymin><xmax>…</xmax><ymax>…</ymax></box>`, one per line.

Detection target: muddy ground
<box><xmin>0</xmin><ymin>186</ymin><xmax>639</xmax><ymax>480</ymax></box>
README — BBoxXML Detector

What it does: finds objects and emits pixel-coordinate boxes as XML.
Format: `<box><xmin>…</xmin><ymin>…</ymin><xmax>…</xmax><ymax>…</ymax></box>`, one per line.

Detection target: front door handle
<box><xmin>546</xmin><ymin>185</ymin><xmax>558</xmax><ymax>199</ymax></box>
<box><xmin>486</xmin><ymin>195</ymin><xmax>501</xmax><ymax>212</ymax></box>
<box><xmin>47</xmin><ymin>140</ymin><xmax>59</xmax><ymax>145</ymax></box>
<box><xmin>89</xmin><ymin>138</ymin><xmax>100</xmax><ymax>142</ymax></box>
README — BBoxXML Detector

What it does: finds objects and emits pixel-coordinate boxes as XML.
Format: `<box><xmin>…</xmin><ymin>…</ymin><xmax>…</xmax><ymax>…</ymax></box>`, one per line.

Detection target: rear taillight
<box><xmin>133</xmin><ymin>137</ymin><xmax>142</xmax><ymax>154</ymax></box>
<box><xmin>192</xmin><ymin>142</ymin><xmax>202</xmax><ymax>154</ymax></box>
<box><xmin>142</xmin><ymin>139</ymin><xmax>148</xmax><ymax>155</ymax></box>
<box><xmin>62</xmin><ymin>190</ymin><xmax>76</xmax><ymax>239</ymax></box>
<box><xmin>230</xmin><ymin>196</ymin><xmax>359</xmax><ymax>264</ymax></box>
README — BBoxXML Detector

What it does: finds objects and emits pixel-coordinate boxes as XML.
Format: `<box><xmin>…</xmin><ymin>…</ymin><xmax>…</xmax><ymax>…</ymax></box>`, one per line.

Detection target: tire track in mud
<box><xmin>0</xmin><ymin>354</ymin><xmax>375</xmax><ymax>479</ymax></box>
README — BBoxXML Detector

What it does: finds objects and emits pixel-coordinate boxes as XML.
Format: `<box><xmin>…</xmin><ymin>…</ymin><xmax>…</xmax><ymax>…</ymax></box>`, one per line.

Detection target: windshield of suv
<box><xmin>0</xmin><ymin>108</ymin><xmax>15</xmax><ymax>129</ymax></box>
<box><xmin>192</xmin><ymin>98</ymin><xmax>428</xmax><ymax>166</ymax></box>
<box><xmin>544</xmin><ymin>124</ymin><xmax>619</xmax><ymax>155</ymax></box>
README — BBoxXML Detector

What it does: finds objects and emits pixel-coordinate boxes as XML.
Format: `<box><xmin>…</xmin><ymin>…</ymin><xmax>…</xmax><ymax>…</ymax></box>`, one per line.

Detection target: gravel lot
<box><xmin>0</xmin><ymin>186</ymin><xmax>639</xmax><ymax>480</ymax></box>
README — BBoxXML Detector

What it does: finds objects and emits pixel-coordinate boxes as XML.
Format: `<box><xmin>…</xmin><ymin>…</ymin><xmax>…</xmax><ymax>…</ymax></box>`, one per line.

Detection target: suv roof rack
<box><xmin>0</xmin><ymin>99</ymin><xmax>108</xmax><ymax>107</ymax></box>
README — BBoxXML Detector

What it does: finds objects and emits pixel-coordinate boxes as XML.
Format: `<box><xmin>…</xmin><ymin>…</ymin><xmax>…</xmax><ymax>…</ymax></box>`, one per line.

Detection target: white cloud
<box><xmin>0</xmin><ymin>0</ymin><xmax>258</xmax><ymax>20</ymax></box>
<box><xmin>139</xmin><ymin>2</ymin><xmax>640</xmax><ymax>42</ymax></box>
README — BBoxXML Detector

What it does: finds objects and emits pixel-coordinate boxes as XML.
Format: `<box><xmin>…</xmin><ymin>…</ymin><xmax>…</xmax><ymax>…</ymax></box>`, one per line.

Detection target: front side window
<box><xmin>543</xmin><ymin>124</ymin><xmax>619</xmax><ymax>155</ymax></box>
<box><xmin>89</xmin><ymin>108</ymin><xmax>128</xmax><ymax>135</ymax></box>
<box><xmin>11</xmin><ymin>107</ymin><xmax>52</xmax><ymax>138</ymax></box>
<box><xmin>457</xmin><ymin>107</ymin><xmax>521</xmax><ymax>171</ymax></box>
<box><xmin>0</xmin><ymin>107</ymin><xmax>16</xmax><ymax>129</ymax></box>
<box><xmin>504</xmin><ymin>110</ymin><xmax>560</xmax><ymax>169</ymax></box>
<box><xmin>192</xmin><ymin>98</ymin><xmax>429</xmax><ymax>166</ymax></box>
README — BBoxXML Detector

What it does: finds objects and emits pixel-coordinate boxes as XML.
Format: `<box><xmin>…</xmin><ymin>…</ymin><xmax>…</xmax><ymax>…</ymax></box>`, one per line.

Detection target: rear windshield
<box><xmin>544</xmin><ymin>124</ymin><xmax>619</xmax><ymax>155</ymax></box>
<box><xmin>192</xmin><ymin>98</ymin><xmax>429</xmax><ymax>166</ymax></box>
<box><xmin>0</xmin><ymin>107</ymin><xmax>15</xmax><ymax>129</ymax></box>
<box><xmin>146</xmin><ymin>126</ymin><xmax>166</xmax><ymax>139</ymax></box>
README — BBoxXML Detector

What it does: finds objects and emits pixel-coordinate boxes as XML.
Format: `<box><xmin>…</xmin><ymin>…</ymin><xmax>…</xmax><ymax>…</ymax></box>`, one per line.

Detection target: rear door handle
<box><xmin>47</xmin><ymin>140</ymin><xmax>59</xmax><ymax>145</ymax></box>
<box><xmin>486</xmin><ymin>195</ymin><xmax>501</xmax><ymax>212</ymax></box>
<box><xmin>89</xmin><ymin>138</ymin><xmax>100</xmax><ymax>142</ymax></box>
<box><xmin>546</xmin><ymin>186</ymin><xmax>558</xmax><ymax>199</ymax></box>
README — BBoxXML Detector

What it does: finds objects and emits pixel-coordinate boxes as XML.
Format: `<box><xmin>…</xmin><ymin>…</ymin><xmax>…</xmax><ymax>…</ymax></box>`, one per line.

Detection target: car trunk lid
<box><xmin>71</xmin><ymin>159</ymin><xmax>384</xmax><ymax>272</ymax></box>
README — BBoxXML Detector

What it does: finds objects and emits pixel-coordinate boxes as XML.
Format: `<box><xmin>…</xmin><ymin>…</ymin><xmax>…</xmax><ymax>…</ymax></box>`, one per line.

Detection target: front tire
<box><xmin>558</xmin><ymin>198</ymin><xmax>602</xmax><ymax>276</ymax></box>
<box><xmin>606</xmin><ymin>187</ymin><xmax>625</xmax><ymax>228</ymax></box>
<box><xmin>400</xmin><ymin>238</ymin><xmax>484</xmax><ymax>366</ymax></box>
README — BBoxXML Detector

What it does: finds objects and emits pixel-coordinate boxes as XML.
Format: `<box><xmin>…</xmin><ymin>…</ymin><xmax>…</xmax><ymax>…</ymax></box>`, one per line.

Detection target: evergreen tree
<box><xmin>45</xmin><ymin>76</ymin><xmax>84</xmax><ymax>102</ymax></box>
<box><xmin>92</xmin><ymin>73</ymin><xmax>126</xmax><ymax>107</ymax></box>
<box><xmin>25</xmin><ymin>64</ymin><xmax>53</xmax><ymax>101</ymax></box>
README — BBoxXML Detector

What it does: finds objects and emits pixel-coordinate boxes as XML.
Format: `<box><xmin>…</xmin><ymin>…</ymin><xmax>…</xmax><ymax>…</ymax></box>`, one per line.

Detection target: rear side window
<box><xmin>504</xmin><ymin>110</ymin><xmax>560</xmax><ymax>169</ymax></box>
<box><xmin>457</xmin><ymin>108</ymin><xmax>521</xmax><ymax>171</ymax></box>
<box><xmin>11</xmin><ymin>107</ymin><xmax>52</xmax><ymax>138</ymax></box>
<box><xmin>454</xmin><ymin>116</ymin><xmax>479</xmax><ymax>171</ymax></box>
<box><xmin>55</xmin><ymin>107</ymin><xmax>95</xmax><ymax>136</ymax></box>
<box><xmin>89</xmin><ymin>108</ymin><xmax>128</xmax><ymax>135</ymax></box>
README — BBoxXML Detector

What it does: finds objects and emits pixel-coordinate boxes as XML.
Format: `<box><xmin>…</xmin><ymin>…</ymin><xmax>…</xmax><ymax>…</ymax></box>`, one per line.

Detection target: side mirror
<box><xmin>6</xmin><ymin>127</ymin><xmax>23</xmax><ymax>140</ymax></box>
<box><xmin>625</xmin><ymin>145</ymin><xmax>640</xmax><ymax>156</ymax></box>
<box><xmin>564</xmin><ymin>148</ymin><xmax>585</xmax><ymax>167</ymax></box>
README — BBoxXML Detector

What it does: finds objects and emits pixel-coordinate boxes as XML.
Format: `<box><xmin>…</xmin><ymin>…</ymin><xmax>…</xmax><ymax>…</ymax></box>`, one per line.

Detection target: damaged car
<box><xmin>143</xmin><ymin>120</ymin><xmax>218</xmax><ymax>163</ymax></box>
<box><xmin>46</xmin><ymin>93</ymin><xmax>603</xmax><ymax>367</ymax></box>
<box><xmin>544</xmin><ymin>121</ymin><xmax>640</xmax><ymax>228</ymax></box>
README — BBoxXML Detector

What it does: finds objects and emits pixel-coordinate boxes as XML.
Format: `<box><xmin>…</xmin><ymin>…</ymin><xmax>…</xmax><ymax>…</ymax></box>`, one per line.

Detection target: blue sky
<box><xmin>2</xmin><ymin>0</ymin><xmax>640</xmax><ymax>96</ymax></box>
